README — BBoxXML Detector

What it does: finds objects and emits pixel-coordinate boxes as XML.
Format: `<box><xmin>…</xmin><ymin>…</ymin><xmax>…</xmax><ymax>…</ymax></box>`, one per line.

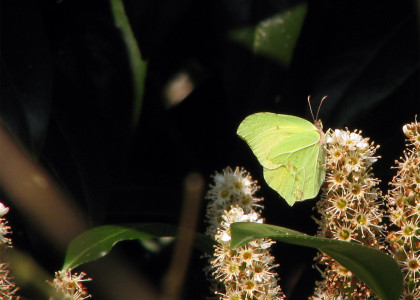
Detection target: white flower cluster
<box><xmin>313</xmin><ymin>129</ymin><xmax>384</xmax><ymax>299</ymax></box>
<box><xmin>205</xmin><ymin>167</ymin><xmax>262</xmax><ymax>237</ymax></box>
<box><xmin>216</xmin><ymin>207</ymin><xmax>262</xmax><ymax>243</ymax></box>
<box><xmin>49</xmin><ymin>269</ymin><xmax>91</xmax><ymax>300</ymax></box>
<box><xmin>205</xmin><ymin>167</ymin><xmax>283</xmax><ymax>299</ymax></box>
<box><xmin>386</xmin><ymin>120</ymin><xmax>420</xmax><ymax>299</ymax></box>
<box><xmin>211</xmin><ymin>206</ymin><xmax>284</xmax><ymax>300</ymax></box>
<box><xmin>0</xmin><ymin>203</ymin><xmax>11</xmax><ymax>247</ymax></box>
<box><xmin>0</xmin><ymin>202</ymin><xmax>19</xmax><ymax>300</ymax></box>
<box><xmin>402</xmin><ymin>119</ymin><xmax>420</xmax><ymax>149</ymax></box>
<box><xmin>326</xmin><ymin>129</ymin><xmax>378</xmax><ymax>172</ymax></box>
<box><xmin>327</xmin><ymin>129</ymin><xmax>369</xmax><ymax>149</ymax></box>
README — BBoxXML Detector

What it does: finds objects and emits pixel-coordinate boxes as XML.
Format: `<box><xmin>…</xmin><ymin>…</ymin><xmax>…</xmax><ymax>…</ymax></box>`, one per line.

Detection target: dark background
<box><xmin>1</xmin><ymin>0</ymin><xmax>419</xmax><ymax>299</ymax></box>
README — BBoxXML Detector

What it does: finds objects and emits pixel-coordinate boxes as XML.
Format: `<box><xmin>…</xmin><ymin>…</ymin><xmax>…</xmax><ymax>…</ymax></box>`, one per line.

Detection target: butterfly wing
<box><xmin>237</xmin><ymin>113</ymin><xmax>318</xmax><ymax>169</ymax></box>
<box><xmin>263</xmin><ymin>137</ymin><xmax>326</xmax><ymax>204</ymax></box>
<box><xmin>237</xmin><ymin>112</ymin><xmax>326</xmax><ymax>205</ymax></box>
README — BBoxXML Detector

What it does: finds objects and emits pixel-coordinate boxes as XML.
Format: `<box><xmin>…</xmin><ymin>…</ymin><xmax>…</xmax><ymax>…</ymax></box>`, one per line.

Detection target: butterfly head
<box><xmin>314</xmin><ymin>119</ymin><xmax>323</xmax><ymax>131</ymax></box>
<box><xmin>314</xmin><ymin>119</ymin><xmax>325</xmax><ymax>146</ymax></box>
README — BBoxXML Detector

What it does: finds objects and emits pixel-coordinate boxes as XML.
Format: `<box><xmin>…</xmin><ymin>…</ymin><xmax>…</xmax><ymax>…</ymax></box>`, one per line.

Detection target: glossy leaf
<box><xmin>229</xmin><ymin>3</ymin><xmax>307</xmax><ymax>67</ymax></box>
<box><xmin>63</xmin><ymin>223</ymin><xmax>215</xmax><ymax>270</ymax></box>
<box><xmin>231</xmin><ymin>222</ymin><xmax>402</xmax><ymax>300</ymax></box>
<box><xmin>110</xmin><ymin>0</ymin><xmax>147</xmax><ymax>127</ymax></box>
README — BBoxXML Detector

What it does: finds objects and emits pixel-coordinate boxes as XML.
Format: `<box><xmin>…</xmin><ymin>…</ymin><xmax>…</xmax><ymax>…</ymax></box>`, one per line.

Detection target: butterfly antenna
<box><xmin>307</xmin><ymin>95</ymin><xmax>315</xmax><ymax>122</ymax></box>
<box><xmin>316</xmin><ymin>96</ymin><xmax>327</xmax><ymax>121</ymax></box>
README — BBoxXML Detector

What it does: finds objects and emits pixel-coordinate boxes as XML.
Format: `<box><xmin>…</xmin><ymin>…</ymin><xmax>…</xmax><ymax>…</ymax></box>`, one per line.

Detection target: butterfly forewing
<box><xmin>237</xmin><ymin>113</ymin><xmax>317</xmax><ymax>170</ymax></box>
<box><xmin>267</xmin><ymin>130</ymin><xmax>320</xmax><ymax>170</ymax></box>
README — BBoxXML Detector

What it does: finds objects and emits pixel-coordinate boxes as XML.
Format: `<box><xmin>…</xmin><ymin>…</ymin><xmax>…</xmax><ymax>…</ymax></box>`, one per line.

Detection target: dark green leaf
<box><xmin>229</xmin><ymin>3</ymin><xmax>307</xmax><ymax>67</ymax></box>
<box><xmin>231</xmin><ymin>222</ymin><xmax>402</xmax><ymax>300</ymax></box>
<box><xmin>110</xmin><ymin>0</ymin><xmax>147</xmax><ymax>127</ymax></box>
<box><xmin>63</xmin><ymin>223</ymin><xmax>215</xmax><ymax>270</ymax></box>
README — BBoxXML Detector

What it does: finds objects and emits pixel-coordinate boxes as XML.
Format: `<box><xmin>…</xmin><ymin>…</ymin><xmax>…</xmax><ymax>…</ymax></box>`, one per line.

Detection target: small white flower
<box><xmin>246</xmin><ymin>211</ymin><xmax>259</xmax><ymax>223</ymax></box>
<box><xmin>220</xmin><ymin>231</ymin><xmax>231</xmax><ymax>242</ymax></box>
<box><xmin>0</xmin><ymin>203</ymin><xmax>9</xmax><ymax>217</ymax></box>
<box><xmin>402</xmin><ymin>124</ymin><xmax>411</xmax><ymax>136</ymax></box>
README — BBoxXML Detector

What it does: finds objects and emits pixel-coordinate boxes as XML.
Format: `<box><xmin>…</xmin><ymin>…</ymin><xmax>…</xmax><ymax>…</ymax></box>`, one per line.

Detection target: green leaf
<box><xmin>110</xmin><ymin>0</ymin><xmax>147</xmax><ymax>128</ymax></box>
<box><xmin>231</xmin><ymin>222</ymin><xmax>403</xmax><ymax>300</ymax></box>
<box><xmin>63</xmin><ymin>223</ymin><xmax>215</xmax><ymax>270</ymax></box>
<box><xmin>229</xmin><ymin>3</ymin><xmax>307</xmax><ymax>67</ymax></box>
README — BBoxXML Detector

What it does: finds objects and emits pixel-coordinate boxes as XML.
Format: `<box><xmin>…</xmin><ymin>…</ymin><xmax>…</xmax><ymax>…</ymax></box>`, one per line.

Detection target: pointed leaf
<box><xmin>110</xmin><ymin>0</ymin><xmax>147</xmax><ymax>127</ymax></box>
<box><xmin>229</xmin><ymin>3</ymin><xmax>307</xmax><ymax>67</ymax></box>
<box><xmin>63</xmin><ymin>223</ymin><xmax>215</xmax><ymax>270</ymax></box>
<box><xmin>231</xmin><ymin>222</ymin><xmax>402</xmax><ymax>300</ymax></box>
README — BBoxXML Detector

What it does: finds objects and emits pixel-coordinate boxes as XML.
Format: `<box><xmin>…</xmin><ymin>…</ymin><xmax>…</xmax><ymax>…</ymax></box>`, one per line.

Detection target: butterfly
<box><xmin>237</xmin><ymin>96</ymin><xmax>327</xmax><ymax>205</ymax></box>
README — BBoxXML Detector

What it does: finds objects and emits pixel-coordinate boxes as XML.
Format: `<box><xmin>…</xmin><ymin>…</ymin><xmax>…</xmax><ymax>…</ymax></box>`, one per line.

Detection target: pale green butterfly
<box><xmin>237</xmin><ymin>96</ymin><xmax>327</xmax><ymax>205</ymax></box>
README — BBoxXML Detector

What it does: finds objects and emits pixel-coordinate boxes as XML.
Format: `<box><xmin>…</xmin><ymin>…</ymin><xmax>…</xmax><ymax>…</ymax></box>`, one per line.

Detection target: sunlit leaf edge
<box><xmin>229</xmin><ymin>3</ymin><xmax>307</xmax><ymax>67</ymax></box>
<box><xmin>230</xmin><ymin>222</ymin><xmax>402</xmax><ymax>300</ymax></box>
<box><xmin>109</xmin><ymin>0</ymin><xmax>147</xmax><ymax>127</ymax></box>
<box><xmin>63</xmin><ymin>223</ymin><xmax>215</xmax><ymax>270</ymax></box>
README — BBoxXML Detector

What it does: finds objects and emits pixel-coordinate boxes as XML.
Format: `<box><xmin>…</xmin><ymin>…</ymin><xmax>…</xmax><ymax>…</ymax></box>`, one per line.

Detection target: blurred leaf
<box><xmin>110</xmin><ymin>0</ymin><xmax>147</xmax><ymax>127</ymax></box>
<box><xmin>231</xmin><ymin>222</ymin><xmax>402</xmax><ymax>300</ymax></box>
<box><xmin>63</xmin><ymin>223</ymin><xmax>215</xmax><ymax>270</ymax></box>
<box><xmin>139</xmin><ymin>237</ymin><xmax>174</xmax><ymax>253</ymax></box>
<box><xmin>229</xmin><ymin>3</ymin><xmax>307</xmax><ymax>67</ymax></box>
<box><xmin>1</xmin><ymin>248</ymin><xmax>61</xmax><ymax>299</ymax></box>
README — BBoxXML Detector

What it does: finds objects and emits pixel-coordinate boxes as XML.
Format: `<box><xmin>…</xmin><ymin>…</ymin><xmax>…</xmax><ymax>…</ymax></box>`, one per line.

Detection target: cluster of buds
<box><xmin>313</xmin><ymin>129</ymin><xmax>385</xmax><ymax>299</ymax></box>
<box><xmin>206</xmin><ymin>167</ymin><xmax>284</xmax><ymax>299</ymax></box>
<box><xmin>386</xmin><ymin>120</ymin><xmax>420</xmax><ymax>299</ymax></box>
<box><xmin>0</xmin><ymin>203</ymin><xmax>20</xmax><ymax>300</ymax></box>
<box><xmin>48</xmin><ymin>269</ymin><xmax>91</xmax><ymax>300</ymax></box>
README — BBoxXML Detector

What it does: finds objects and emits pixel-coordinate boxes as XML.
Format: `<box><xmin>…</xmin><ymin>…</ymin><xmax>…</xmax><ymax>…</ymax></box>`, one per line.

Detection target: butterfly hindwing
<box><xmin>264</xmin><ymin>141</ymin><xmax>324</xmax><ymax>204</ymax></box>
